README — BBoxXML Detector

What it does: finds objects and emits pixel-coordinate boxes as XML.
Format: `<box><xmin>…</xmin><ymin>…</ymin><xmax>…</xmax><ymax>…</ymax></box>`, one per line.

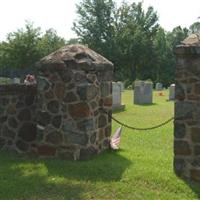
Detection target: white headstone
<box><xmin>134</xmin><ymin>80</ymin><xmax>153</xmax><ymax>104</ymax></box>
<box><xmin>117</xmin><ymin>81</ymin><xmax>124</xmax><ymax>92</ymax></box>
<box><xmin>112</xmin><ymin>82</ymin><xmax>125</xmax><ymax>110</ymax></box>
<box><xmin>155</xmin><ymin>82</ymin><xmax>163</xmax><ymax>91</ymax></box>
<box><xmin>169</xmin><ymin>84</ymin><xmax>175</xmax><ymax>100</ymax></box>
<box><xmin>12</xmin><ymin>77</ymin><xmax>20</xmax><ymax>84</ymax></box>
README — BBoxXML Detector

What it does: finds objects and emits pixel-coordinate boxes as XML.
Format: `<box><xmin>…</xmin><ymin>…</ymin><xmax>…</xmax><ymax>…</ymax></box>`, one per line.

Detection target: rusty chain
<box><xmin>100</xmin><ymin>108</ymin><xmax>174</xmax><ymax>131</ymax></box>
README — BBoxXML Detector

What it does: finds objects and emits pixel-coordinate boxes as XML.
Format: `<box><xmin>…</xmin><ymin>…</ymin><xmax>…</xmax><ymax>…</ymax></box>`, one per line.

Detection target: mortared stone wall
<box><xmin>174</xmin><ymin>33</ymin><xmax>200</xmax><ymax>181</ymax></box>
<box><xmin>0</xmin><ymin>44</ymin><xmax>113</xmax><ymax>160</ymax></box>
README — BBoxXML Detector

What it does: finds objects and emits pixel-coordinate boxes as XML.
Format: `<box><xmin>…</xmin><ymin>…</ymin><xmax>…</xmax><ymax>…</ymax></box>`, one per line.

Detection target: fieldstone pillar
<box><xmin>36</xmin><ymin>45</ymin><xmax>113</xmax><ymax>160</ymax></box>
<box><xmin>174</xmin><ymin>33</ymin><xmax>200</xmax><ymax>181</ymax></box>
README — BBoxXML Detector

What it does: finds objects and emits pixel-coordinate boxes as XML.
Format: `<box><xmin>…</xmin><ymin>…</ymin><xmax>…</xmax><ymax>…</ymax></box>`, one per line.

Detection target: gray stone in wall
<box><xmin>169</xmin><ymin>84</ymin><xmax>175</xmax><ymax>100</ymax></box>
<box><xmin>134</xmin><ymin>80</ymin><xmax>153</xmax><ymax>105</ymax></box>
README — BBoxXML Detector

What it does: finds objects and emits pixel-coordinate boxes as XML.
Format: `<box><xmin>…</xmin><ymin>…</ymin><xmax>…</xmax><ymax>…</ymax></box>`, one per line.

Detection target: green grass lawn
<box><xmin>0</xmin><ymin>90</ymin><xmax>200</xmax><ymax>200</ymax></box>
<box><xmin>0</xmin><ymin>77</ymin><xmax>12</xmax><ymax>84</ymax></box>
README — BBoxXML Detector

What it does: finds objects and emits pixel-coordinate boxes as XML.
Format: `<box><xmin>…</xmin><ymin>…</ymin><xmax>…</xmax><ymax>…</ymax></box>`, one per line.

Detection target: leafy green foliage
<box><xmin>37</xmin><ymin>28</ymin><xmax>65</xmax><ymax>57</ymax></box>
<box><xmin>189</xmin><ymin>21</ymin><xmax>200</xmax><ymax>33</ymax></box>
<box><xmin>0</xmin><ymin>22</ymin><xmax>65</xmax><ymax>73</ymax></box>
<box><xmin>73</xmin><ymin>0</ymin><xmax>198</xmax><ymax>86</ymax></box>
<box><xmin>0</xmin><ymin>22</ymin><xmax>41</xmax><ymax>69</ymax></box>
<box><xmin>73</xmin><ymin>0</ymin><xmax>161</xmax><ymax>82</ymax></box>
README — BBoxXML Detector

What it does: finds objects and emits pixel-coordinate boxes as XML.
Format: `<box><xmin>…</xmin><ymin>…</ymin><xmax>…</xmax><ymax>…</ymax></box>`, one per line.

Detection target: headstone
<box><xmin>155</xmin><ymin>82</ymin><xmax>163</xmax><ymax>91</ymax></box>
<box><xmin>12</xmin><ymin>77</ymin><xmax>20</xmax><ymax>84</ymax></box>
<box><xmin>134</xmin><ymin>80</ymin><xmax>153</xmax><ymax>104</ymax></box>
<box><xmin>117</xmin><ymin>81</ymin><xmax>124</xmax><ymax>92</ymax></box>
<box><xmin>169</xmin><ymin>84</ymin><xmax>175</xmax><ymax>100</ymax></box>
<box><xmin>112</xmin><ymin>82</ymin><xmax>125</xmax><ymax>111</ymax></box>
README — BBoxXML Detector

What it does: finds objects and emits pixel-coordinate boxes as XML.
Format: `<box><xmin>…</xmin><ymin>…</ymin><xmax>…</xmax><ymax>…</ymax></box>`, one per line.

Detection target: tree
<box><xmin>189</xmin><ymin>21</ymin><xmax>200</xmax><ymax>33</ymax></box>
<box><xmin>154</xmin><ymin>27</ymin><xmax>175</xmax><ymax>86</ymax></box>
<box><xmin>37</xmin><ymin>28</ymin><xmax>65</xmax><ymax>57</ymax></box>
<box><xmin>73</xmin><ymin>0</ymin><xmax>159</xmax><ymax>81</ymax></box>
<box><xmin>0</xmin><ymin>22</ymin><xmax>66</xmax><ymax>78</ymax></box>
<box><xmin>66</xmin><ymin>38</ymin><xmax>80</xmax><ymax>45</ymax></box>
<box><xmin>167</xmin><ymin>26</ymin><xmax>189</xmax><ymax>48</ymax></box>
<box><xmin>0</xmin><ymin>22</ymin><xmax>41</xmax><ymax>70</ymax></box>
<box><xmin>73</xmin><ymin>0</ymin><xmax>116</xmax><ymax>58</ymax></box>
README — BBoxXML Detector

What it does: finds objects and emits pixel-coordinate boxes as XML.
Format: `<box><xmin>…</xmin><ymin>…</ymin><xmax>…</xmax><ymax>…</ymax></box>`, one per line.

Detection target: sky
<box><xmin>0</xmin><ymin>0</ymin><xmax>200</xmax><ymax>42</ymax></box>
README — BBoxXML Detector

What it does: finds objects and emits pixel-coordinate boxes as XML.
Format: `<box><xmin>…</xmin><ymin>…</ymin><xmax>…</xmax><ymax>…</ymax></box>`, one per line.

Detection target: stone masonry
<box><xmin>174</xmin><ymin>33</ymin><xmax>200</xmax><ymax>181</ymax></box>
<box><xmin>0</xmin><ymin>44</ymin><xmax>113</xmax><ymax>160</ymax></box>
<box><xmin>0</xmin><ymin>84</ymin><xmax>37</xmax><ymax>153</ymax></box>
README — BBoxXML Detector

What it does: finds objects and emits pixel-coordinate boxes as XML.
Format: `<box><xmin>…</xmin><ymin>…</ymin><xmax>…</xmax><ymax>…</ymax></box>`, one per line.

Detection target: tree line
<box><xmin>0</xmin><ymin>1</ymin><xmax>200</xmax><ymax>86</ymax></box>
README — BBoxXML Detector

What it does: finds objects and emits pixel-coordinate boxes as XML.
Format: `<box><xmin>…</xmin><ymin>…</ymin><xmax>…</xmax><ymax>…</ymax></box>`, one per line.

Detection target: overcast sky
<box><xmin>0</xmin><ymin>0</ymin><xmax>200</xmax><ymax>41</ymax></box>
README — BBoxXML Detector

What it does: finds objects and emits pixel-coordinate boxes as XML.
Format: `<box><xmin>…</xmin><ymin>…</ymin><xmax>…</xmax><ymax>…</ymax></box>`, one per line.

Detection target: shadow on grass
<box><xmin>112</xmin><ymin>108</ymin><xmax>127</xmax><ymax>114</ymax></box>
<box><xmin>135</xmin><ymin>103</ymin><xmax>158</xmax><ymax>107</ymax></box>
<box><xmin>184</xmin><ymin>180</ymin><xmax>200</xmax><ymax>199</ymax></box>
<box><xmin>44</xmin><ymin>150</ymin><xmax>132</xmax><ymax>182</ymax></box>
<box><xmin>176</xmin><ymin>173</ymin><xmax>200</xmax><ymax>199</ymax></box>
<box><xmin>0</xmin><ymin>150</ymin><xmax>131</xmax><ymax>199</ymax></box>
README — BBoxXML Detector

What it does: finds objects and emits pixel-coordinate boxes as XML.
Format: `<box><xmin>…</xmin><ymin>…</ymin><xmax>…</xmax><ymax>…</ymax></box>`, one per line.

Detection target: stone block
<box><xmin>18</xmin><ymin>122</ymin><xmax>37</xmax><ymax>142</ymax></box>
<box><xmin>64</xmin><ymin>92</ymin><xmax>77</xmax><ymax>103</ymax></box>
<box><xmin>191</xmin><ymin>128</ymin><xmax>200</xmax><ymax>143</ymax></box>
<box><xmin>38</xmin><ymin>145</ymin><xmax>56</xmax><ymax>156</ymax></box>
<box><xmin>77</xmin><ymin>118</ymin><xmax>94</xmax><ymax>131</ymax></box>
<box><xmin>134</xmin><ymin>80</ymin><xmax>153</xmax><ymax>105</ymax></box>
<box><xmin>169</xmin><ymin>84</ymin><xmax>175</xmax><ymax>100</ymax></box>
<box><xmin>77</xmin><ymin>83</ymin><xmax>98</xmax><ymax>101</ymax></box>
<box><xmin>46</xmin><ymin>131</ymin><xmax>63</xmax><ymax>145</ymax></box>
<box><xmin>47</xmin><ymin>100</ymin><xmax>60</xmax><ymax>114</ymax></box>
<box><xmin>112</xmin><ymin>82</ymin><xmax>125</xmax><ymax>111</ymax></box>
<box><xmin>174</xmin><ymin>140</ymin><xmax>191</xmax><ymax>155</ymax></box>
<box><xmin>68</xmin><ymin>102</ymin><xmax>90</xmax><ymax>119</ymax></box>
<box><xmin>98</xmin><ymin>115</ymin><xmax>107</xmax><ymax>128</ymax></box>
<box><xmin>194</xmin><ymin>145</ymin><xmax>200</xmax><ymax>155</ymax></box>
<box><xmin>52</xmin><ymin>115</ymin><xmax>62</xmax><ymax>129</ymax></box>
<box><xmin>0</xmin><ymin>137</ymin><xmax>6</xmax><ymax>149</ymax></box>
<box><xmin>155</xmin><ymin>82</ymin><xmax>163</xmax><ymax>91</ymax></box>
<box><xmin>175</xmin><ymin>101</ymin><xmax>195</xmax><ymax>120</ymax></box>
<box><xmin>54</xmin><ymin>82</ymin><xmax>65</xmax><ymax>100</ymax></box>
<box><xmin>174</xmin><ymin>122</ymin><xmax>186</xmax><ymax>139</ymax></box>
<box><xmin>190</xmin><ymin>169</ymin><xmax>200</xmax><ymax>181</ymax></box>
<box><xmin>2</xmin><ymin>125</ymin><xmax>16</xmax><ymax>139</ymax></box>
<box><xmin>101</xmin><ymin>82</ymin><xmax>110</xmax><ymax>97</ymax></box>
<box><xmin>17</xmin><ymin>108</ymin><xmax>31</xmax><ymax>121</ymax></box>
<box><xmin>175</xmin><ymin>83</ymin><xmax>185</xmax><ymax>101</ymax></box>
<box><xmin>117</xmin><ymin>81</ymin><xmax>124</xmax><ymax>92</ymax></box>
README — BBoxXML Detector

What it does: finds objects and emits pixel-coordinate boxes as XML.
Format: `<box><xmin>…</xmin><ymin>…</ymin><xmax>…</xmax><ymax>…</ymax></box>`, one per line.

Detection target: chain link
<box><xmin>100</xmin><ymin>108</ymin><xmax>174</xmax><ymax>131</ymax></box>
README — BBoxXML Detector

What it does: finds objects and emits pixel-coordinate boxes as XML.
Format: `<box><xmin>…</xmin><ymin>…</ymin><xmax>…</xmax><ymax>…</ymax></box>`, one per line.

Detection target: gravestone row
<box><xmin>111</xmin><ymin>81</ymin><xmax>175</xmax><ymax>107</ymax></box>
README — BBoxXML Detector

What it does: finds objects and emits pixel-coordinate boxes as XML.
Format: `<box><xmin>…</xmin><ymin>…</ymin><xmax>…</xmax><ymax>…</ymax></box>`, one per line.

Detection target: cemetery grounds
<box><xmin>0</xmin><ymin>90</ymin><xmax>200</xmax><ymax>200</ymax></box>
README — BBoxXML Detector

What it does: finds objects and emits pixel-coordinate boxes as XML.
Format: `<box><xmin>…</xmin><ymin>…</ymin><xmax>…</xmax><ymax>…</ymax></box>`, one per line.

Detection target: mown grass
<box><xmin>0</xmin><ymin>90</ymin><xmax>200</xmax><ymax>200</ymax></box>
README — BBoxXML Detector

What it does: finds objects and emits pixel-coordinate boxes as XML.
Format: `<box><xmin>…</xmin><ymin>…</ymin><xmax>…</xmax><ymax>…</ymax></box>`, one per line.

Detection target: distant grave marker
<box><xmin>112</xmin><ymin>82</ymin><xmax>125</xmax><ymax>111</ymax></box>
<box><xmin>117</xmin><ymin>81</ymin><xmax>124</xmax><ymax>92</ymax></box>
<box><xmin>12</xmin><ymin>77</ymin><xmax>20</xmax><ymax>84</ymax></box>
<box><xmin>134</xmin><ymin>80</ymin><xmax>153</xmax><ymax>104</ymax></box>
<box><xmin>169</xmin><ymin>84</ymin><xmax>175</xmax><ymax>100</ymax></box>
<box><xmin>155</xmin><ymin>82</ymin><xmax>163</xmax><ymax>91</ymax></box>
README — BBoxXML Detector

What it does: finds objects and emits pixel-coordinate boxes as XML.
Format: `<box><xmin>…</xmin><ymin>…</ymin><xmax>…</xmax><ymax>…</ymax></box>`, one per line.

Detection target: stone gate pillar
<box><xmin>174</xmin><ymin>34</ymin><xmax>200</xmax><ymax>181</ymax></box>
<box><xmin>36</xmin><ymin>45</ymin><xmax>113</xmax><ymax>160</ymax></box>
